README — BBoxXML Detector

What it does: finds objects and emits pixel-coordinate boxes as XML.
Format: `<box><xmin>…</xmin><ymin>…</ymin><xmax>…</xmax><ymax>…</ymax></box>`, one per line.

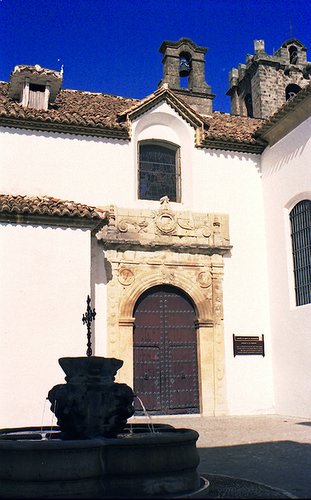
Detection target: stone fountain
<box><xmin>0</xmin><ymin>296</ymin><xmax>206</xmax><ymax>498</ymax></box>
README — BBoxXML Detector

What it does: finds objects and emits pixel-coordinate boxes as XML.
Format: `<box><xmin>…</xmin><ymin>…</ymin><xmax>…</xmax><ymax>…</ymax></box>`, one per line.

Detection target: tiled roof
<box><xmin>200</xmin><ymin>112</ymin><xmax>266</xmax><ymax>152</ymax></box>
<box><xmin>0</xmin><ymin>79</ymin><xmax>266</xmax><ymax>151</ymax></box>
<box><xmin>120</xmin><ymin>85</ymin><xmax>205</xmax><ymax>129</ymax></box>
<box><xmin>0</xmin><ymin>194</ymin><xmax>108</xmax><ymax>221</ymax></box>
<box><xmin>203</xmin><ymin>112</ymin><xmax>263</xmax><ymax>142</ymax></box>
<box><xmin>0</xmin><ymin>82</ymin><xmax>139</xmax><ymax>137</ymax></box>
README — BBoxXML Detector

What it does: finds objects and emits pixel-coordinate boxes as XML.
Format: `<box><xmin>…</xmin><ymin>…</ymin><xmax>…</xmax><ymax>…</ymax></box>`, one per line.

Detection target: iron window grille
<box><xmin>289</xmin><ymin>200</ymin><xmax>311</xmax><ymax>306</ymax></box>
<box><xmin>138</xmin><ymin>141</ymin><xmax>181</xmax><ymax>202</ymax></box>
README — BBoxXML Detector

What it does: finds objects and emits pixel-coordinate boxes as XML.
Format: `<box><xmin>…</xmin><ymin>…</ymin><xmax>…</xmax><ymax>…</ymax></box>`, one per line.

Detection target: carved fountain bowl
<box><xmin>0</xmin><ymin>423</ymin><xmax>202</xmax><ymax>498</ymax></box>
<box><xmin>58</xmin><ymin>356</ymin><xmax>123</xmax><ymax>382</ymax></box>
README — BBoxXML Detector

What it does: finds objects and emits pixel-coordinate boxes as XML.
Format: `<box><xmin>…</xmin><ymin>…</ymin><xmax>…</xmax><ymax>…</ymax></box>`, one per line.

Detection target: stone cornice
<box><xmin>159</xmin><ymin>38</ymin><xmax>208</xmax><ymax>55</ymax></box>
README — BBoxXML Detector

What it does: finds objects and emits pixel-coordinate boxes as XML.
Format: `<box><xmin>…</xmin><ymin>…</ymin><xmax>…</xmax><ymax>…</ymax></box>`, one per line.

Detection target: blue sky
<box><xmin>1</xmin><ymin>0</ymin><xmax>310</xmax><ymax>112</ymax></box>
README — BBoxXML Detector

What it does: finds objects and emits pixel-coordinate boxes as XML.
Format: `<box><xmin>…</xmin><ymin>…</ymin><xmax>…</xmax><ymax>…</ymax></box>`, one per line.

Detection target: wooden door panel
<box><xmin>134</xmin><ymin>346</ymin><xmax>161</xmax><ymax>411</ymax></box>
<box><xmin>168</xmin><ymin>345</ymin><xmax>199</xmax><ymax>410</ymax></box>
<box><xmin>134</xmin><ymin>285</ymin><xmax>199</xmax><ymax>415</ymax></box>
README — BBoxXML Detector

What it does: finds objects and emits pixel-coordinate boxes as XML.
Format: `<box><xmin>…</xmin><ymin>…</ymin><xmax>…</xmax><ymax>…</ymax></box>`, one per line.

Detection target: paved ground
<box><xmin>130</xmin><ymin>414</ymin><xmax>311</xmax><ymax>499</ymax></box>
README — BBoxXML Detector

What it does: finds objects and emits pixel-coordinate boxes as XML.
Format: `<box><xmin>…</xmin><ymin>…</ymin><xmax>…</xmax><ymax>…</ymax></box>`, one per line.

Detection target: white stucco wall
<box><xmin>192</xmin><ymin>148</ymin><xmax>274</xmax><ymax>415</ymax></box>
<box><xmin>0</xmin><ymin>102</ymin><xmax>275</xmax><ymax>419</ymax></box>
<box><xmin>0</xmin><ymin>223</ymin><xmax>92</xmax><ymax>427</ymax></box>
<box><xmin>0</xmin><ymin>127</ymin><xmax>133</xmax><ymax>208</ymax></box>
<box><xmin>261</xmin><ymin>116</ymin><xmax>311</xmax><ymax>418</ymax></box>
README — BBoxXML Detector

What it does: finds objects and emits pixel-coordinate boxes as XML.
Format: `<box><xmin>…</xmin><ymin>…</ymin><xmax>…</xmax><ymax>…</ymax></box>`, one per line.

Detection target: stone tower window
<box><xmin>179</xmin><ymin>52</ymin><xmax>192</xmax><ymax>88</ymax></box>
<box><xmin>244</xmin><ymin>94</ymin><xmax>253</xmax><ymax>117</ymax></box>
<box><xmin>285</xmin><ymin>83</ymin><xmax>301</xmax><ymax>100</ymax></box>
<box><xmin>138</xmin><ymin>141</ymin><xmax>181</xmax><ymax>202</ymax></box>
<box><xmin>289</xmin><ymin>45</ymin><xmax>298</xmax><ymax>64</ymax></box>
<box><xmin>158</xmin><ymin>39</ymin><xmax>213</xmax><ymax>114</ymax></box>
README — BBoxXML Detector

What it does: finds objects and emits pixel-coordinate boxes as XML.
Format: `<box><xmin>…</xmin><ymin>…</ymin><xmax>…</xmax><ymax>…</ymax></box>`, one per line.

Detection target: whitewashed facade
<box><xmin>0</xmin><ymin>38</ymin><xmax>310</xmax><ymax>427</ymax></box>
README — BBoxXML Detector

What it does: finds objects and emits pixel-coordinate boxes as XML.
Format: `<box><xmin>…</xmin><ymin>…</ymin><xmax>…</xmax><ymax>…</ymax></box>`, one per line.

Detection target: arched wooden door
<box><xmin>133</xmin><ymin>285</ymin><xmax>200</xmax><ymax>415</ymax></box>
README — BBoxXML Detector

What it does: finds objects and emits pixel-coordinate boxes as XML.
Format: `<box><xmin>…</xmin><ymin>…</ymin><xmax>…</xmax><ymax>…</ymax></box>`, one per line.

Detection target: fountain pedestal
<box><xmin>0</xmin><ymin>356</ymin><xmax>203</xmax><ymax>498</ymax></box>
<box><xmin>47</xmin><ymin>356</ymin><xmax>135</xmax><ymax>439</ymax></box>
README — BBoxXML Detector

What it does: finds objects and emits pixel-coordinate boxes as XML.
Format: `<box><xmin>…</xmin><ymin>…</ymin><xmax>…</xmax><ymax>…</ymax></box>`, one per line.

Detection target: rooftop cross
<box><xmin>82</xmin><ymin>295</ymin><xmax>96</xmax><ymax>357</ymax></box>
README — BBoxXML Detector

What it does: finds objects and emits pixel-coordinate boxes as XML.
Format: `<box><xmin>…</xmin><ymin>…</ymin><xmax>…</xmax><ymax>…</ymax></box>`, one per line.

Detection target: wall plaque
<box><xmin>233</xmin><ymin>334</ymin><xmax>265</xmax><ymax>357</ymax></box>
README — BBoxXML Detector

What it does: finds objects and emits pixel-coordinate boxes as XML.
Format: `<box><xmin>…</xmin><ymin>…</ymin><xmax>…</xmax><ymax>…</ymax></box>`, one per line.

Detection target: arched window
<box><xmin>138</xmin><ymin>141</ymin><xmax>181</xmax><ymax>202</ymax></box>
<box><xmin>286</xmin><ymin>83</ymin><xmax>301</xmax><ymax>101</ymax></box>
<box><xmin>289</xmin><ymin>200</ymin><xmax>311</xmax><ymax>306</ymax></box>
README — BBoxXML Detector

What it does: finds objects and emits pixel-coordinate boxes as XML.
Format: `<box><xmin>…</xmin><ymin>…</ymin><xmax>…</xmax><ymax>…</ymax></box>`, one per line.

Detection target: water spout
<box><xmin>134</xmin><ymin>395</ymin><xmax>156</xmax><ymax>433</ymax></box>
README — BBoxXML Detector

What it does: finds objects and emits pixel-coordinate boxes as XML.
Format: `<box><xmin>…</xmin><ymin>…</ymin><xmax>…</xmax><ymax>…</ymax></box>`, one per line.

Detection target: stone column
<box><xmin>211</xmin><ymin>255</ymin><xmax>227</xmax><ymax>415</ymax></box>
<box><xmin>196</xmin><ymin>320</ymin><xmax>215</xmax><ymax>415</ymax></box>
<box><xmin>117</xmin><ymin>318</ymin><xmax>135</xmax><ymax>387</ymax></box>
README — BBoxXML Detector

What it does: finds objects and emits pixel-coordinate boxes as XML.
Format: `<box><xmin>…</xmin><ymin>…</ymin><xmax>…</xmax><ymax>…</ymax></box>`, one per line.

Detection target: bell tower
<box><xmin>158</xmin><ymin>38</ymin><xmax>215</xmax><ymax>115</ymax></box>
<box><xmin>227</xmin><ymin>38</ymin><xmax>311</xmax><ymax>119</ymax></box>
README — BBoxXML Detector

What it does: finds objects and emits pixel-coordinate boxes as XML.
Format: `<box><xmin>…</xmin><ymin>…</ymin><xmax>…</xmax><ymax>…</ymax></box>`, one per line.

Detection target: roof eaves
<box><xmin>0</xmin><ymin>115</ymin><xmax>130</xmax><ymax>139</ymax></box>
<box><xmin>0</xmin><ymin>194</ymin><xmax>109</xmax><ymax>229</ymax></box>
<box><xmin>199</xmin><ymin>138</ymin><xmax>266</xmax><ymax>154</ymax></box>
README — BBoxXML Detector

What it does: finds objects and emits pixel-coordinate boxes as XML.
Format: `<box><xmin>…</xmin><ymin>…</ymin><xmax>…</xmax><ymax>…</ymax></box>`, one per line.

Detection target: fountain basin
<box><xmin>0</xmin><ymin>424</ymin><xmax>201</xmax><ymax>498</ymax></box>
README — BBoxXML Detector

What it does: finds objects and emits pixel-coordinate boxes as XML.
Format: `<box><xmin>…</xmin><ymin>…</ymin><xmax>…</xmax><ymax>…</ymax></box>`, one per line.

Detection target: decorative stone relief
<box><xmin>97</xmin><ymin>198</ymin><xmax>231</xmax><ymax>252</ymax></box>
<box><xmin>161</xmin><ymin>267</ymin><xmax>176</xmax><ymax>283</ymax></box>
<box><xmin>118</xmin><ymin>267</ymin><xmax>135</xmax><ymax>286</ymax></box>
<box><xmin>197</xmin><ymin>270</ymin><xmax>212</xmax><ymax>288</ymax></box>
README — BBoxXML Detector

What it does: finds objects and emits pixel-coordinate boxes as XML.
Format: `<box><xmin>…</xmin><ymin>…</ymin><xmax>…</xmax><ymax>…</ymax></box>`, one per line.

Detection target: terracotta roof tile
<box><xmin>0</xmin><ymin>79</ymin><xmax>266</xmax><ymax>149</ymax></box>
<box><xmin>0</xmin><ymin>82</ymin><xmax>139</xmax><ymax>132</ymax></box>
<box><xmin>0</xmin><ymin>194</ymin><xmax>108</xmax><ymax>220</ymax></box>
<box><xmin>203</xmin><ymin>112</ymin><xmax>264</xmax><ymax>144</ymax></box>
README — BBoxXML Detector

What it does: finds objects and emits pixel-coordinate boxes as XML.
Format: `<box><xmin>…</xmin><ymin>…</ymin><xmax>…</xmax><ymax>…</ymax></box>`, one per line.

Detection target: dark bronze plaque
<box><xmin>233</xmin><ymin>334</ymin><xmax>265</xmax><ymax>357</ymax></box>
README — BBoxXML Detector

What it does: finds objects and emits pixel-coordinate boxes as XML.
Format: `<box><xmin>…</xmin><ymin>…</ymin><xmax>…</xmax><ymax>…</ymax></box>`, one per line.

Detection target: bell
<box><xmin>179</xmin><ymin>59</ymin><xmax>191</xmax><ymax>77</ymax></box>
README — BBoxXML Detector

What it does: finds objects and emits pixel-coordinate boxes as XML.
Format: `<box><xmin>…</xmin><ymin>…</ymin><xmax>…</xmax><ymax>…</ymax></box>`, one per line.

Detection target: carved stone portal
<box><xmin>96</xmin><ymin>200</ymin><xmax>231</xmax><ymax>416</ymax></box>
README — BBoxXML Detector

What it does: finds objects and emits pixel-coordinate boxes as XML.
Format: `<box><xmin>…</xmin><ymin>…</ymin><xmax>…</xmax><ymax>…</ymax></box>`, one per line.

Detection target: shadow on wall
<box><xmin>262</xmin><ymin>130</ymin><xmax>309</xmax><ymax>177</ymax></box>
<box><xmin>198</xmin><ymin>440</ymin><xmax>311</xmax><ymax>498</ymax></box>
<box><xmin>91</xmin><ymin>234</ymin><xmax>112</xmax><ymax>287</ymax></box>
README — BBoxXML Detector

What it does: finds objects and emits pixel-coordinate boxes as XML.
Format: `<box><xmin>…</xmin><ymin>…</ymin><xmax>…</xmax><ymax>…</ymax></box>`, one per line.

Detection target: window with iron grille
<box><xmin>289</xmin><ymin>200</ymin><xmax>311</xmax><ymax>306</ymax></box>
<box><xmin>138</xmin><ymin>141</ymin><xmax>181</xmax><ymax>202</ymax></box>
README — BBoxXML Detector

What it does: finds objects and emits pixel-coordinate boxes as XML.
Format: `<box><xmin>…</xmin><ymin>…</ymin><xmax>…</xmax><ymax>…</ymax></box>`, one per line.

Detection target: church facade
<box><xmin>0</xmin><ymin>38</ymin><xmax>310</xmax><ymax>427</ymax></box>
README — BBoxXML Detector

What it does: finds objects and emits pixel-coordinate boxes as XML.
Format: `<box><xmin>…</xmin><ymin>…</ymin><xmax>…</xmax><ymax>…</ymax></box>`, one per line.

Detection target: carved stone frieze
<box><xmin>96</xmin><ymin>198</ymin><xmax>231</xmax><ymax>253</ymax></box>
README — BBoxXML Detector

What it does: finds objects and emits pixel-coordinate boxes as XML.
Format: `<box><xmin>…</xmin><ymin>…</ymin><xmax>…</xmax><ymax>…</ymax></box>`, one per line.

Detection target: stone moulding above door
<box><xmin>96</xmin><ymin>197</ymin><xmax>232</xmax><ymax>255</ymax></box>
<box><xmin>95</xmin><ymin>199</ymin><xmax>231</xmax><ymax>416</ymax></box>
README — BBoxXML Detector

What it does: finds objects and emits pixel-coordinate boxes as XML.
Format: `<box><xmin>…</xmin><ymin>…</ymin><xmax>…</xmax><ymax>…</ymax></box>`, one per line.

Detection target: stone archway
<box><xmin>96</xmin><ymin>200</ymin><xmax>231</xmax><ymax>415</ymax></box>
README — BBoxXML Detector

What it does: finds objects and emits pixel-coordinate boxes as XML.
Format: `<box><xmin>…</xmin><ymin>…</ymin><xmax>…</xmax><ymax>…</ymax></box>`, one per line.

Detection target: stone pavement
<box><xmin>130</xmin><ymin>414</ymin><xmax>311</xmax><ymax>499</ymax></box>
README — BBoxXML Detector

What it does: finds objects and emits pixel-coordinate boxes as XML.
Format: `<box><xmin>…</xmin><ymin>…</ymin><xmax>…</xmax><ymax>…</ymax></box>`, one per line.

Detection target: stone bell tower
<box><xmin>158</xmin><ymin>38</ymin><xmax>215</xmax><ymax>115</ymax></box>
<box><xmin>227</xmin><ymin>38</ymin><xmax>311</xmax><ymax>119</ymax></box>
